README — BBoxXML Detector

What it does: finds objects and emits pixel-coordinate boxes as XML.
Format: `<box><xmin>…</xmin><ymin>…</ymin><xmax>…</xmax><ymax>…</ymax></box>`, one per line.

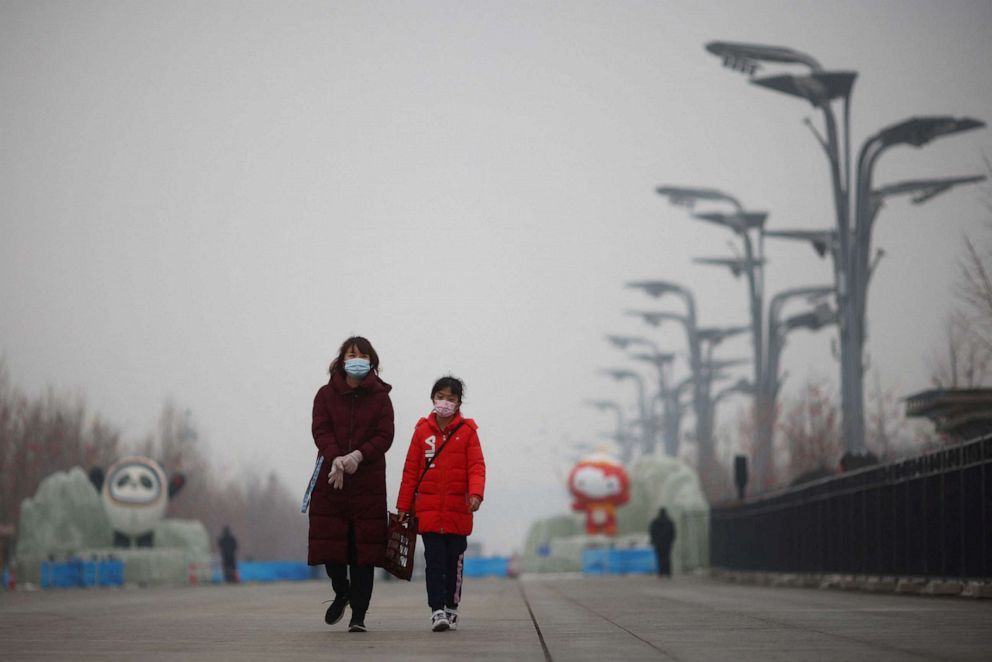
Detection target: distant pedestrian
<box><xmin>217</xmin><ymin>525</ymin><xmax>239</xmax><ymax>583</ymax></box>
<box><xmin>649</xmin><ymin>507</ymin><xmax>676</xmax><ymax>578</ymax></box>
<box><xmin>396</xmin><ymin>376</ymin><xmax>486</xmax><ymax>632</ymax></box>
<box><xmin>308</xmin><ymin>336</ymin><xmax>395</xmax><ymax>633</ymax></box>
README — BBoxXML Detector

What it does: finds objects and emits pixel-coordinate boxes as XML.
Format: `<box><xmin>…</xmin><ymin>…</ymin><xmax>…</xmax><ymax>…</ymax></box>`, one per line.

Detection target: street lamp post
<box><xmin>845</xmin><ymin>117</ymin><xmax>986</xmax><ymax>450</ymax></box>
<box><xmin>751</xmin><ymin>286</ymin><xmax>836</xmax><ymax>484</ymax></box>
<box><xmin>629</xmin><ymin>350</ymin><xmax>679</xmax><ymax>456</ymax></box>
<box><xmin>647</xmin><ymin>371</ymin><xmax>695</xmax><ymax>460</ymax></box>
<box><xmin>707</xmin><ymin>41</ymin><xmax>986</xmax><ymax>453</ymax></box>
<box><xmin>606</xmin><ymin>333</ymin><xmax>680</xmax><ymax>456</ymax></box>
<box><xmin>625</xmin><ymin>282</ymin><xmax>751</xmax><ymax>493</ymax></box>
<box><xmin>655</xmin><ymin>187</ymin><xmax>767</xmax><ymax>381</ymax></box>
<box><xmin>624</xmin><ymin>282</ymin><xmax>710</xmax><ymax>471</ymax></box>
<box><xmin>764</xmin><ymin>286</ymin><xmax>835</xmax><ymax>402</ymax></box>
<box><xmin>657</xmin><ymin>185</ymin><xmax>768</xmax><ymax>476</ymax></box>
<box><xmin>599</xmin><ymin>369</ymin><xmax>650</xmax><ymax>459</ymax></box>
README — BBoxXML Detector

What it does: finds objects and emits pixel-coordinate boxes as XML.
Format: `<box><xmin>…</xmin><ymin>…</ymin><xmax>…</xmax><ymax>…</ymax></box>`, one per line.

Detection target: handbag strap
<box><xmin>410</xmin><ymin>420</ymin><xmax>465</xmax><ymax>514</ymax></box>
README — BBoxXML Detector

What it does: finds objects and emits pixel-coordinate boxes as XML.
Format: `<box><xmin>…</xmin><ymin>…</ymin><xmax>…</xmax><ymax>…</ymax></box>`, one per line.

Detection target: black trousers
<box><xmin>422</xmin><ymin>532</ymin><xmax>467</xmax><ymax>612</ymax></box>
<box><xmin>654</xmin><ymin>547</ymin><xmax>672</xmax><ymax>577</ymax></box>
<box><xmin>324</xmin><ymin>523</ymin><xmax>374</xmax><ymax>619</ymax></box>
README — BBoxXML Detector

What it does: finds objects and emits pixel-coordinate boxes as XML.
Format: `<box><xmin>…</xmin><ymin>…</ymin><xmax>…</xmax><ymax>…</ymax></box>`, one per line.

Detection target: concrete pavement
<box><xmin>1</xmin><ymin>575</ymin><xmax>990</xmax><ymax>660</ymax></box>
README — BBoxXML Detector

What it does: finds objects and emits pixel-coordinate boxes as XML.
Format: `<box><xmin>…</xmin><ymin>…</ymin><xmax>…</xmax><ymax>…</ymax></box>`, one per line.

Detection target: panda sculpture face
<box><xmin>101</xmin><ymin>456</ymin><xmax>168</xmax><ymax>537</ymax></box>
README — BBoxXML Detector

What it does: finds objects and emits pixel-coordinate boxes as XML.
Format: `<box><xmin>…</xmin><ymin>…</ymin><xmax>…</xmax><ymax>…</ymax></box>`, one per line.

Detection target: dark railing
<box><xmin>711</xmin><ymin>434</ymin><xmax>992</xmax><ymax>579</ymax></box>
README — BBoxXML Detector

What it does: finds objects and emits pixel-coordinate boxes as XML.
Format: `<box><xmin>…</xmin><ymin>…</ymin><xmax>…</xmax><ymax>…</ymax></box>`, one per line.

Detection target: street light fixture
<box><xmin>764</xmin><ymin>228</ymin><xmax>837</xmax><ymax>259</ymax></box>
<box><xmin>857</xmin><ymin>118</ymin><xmax>986</xmax><ymax>230</ymax></box>
<box><xmin>693</xmin><ymin>211</ymin><xmax>768</xmax><ymax>233</ymax></box>
<box><xmin>655</xmin><ymin>186</ymin><xmax>745</xmax><ymax>211</ymax></box>
<box><xmin>705</xmin><ymin>41</ymin><xmax>823</xmax><ymax>72</ymax></box>
<box><xmin>714</xmin><ymin>378</ymin><xmax>754</xmax><ymax>404</ymax></box>
<box><xmin>874</xmin><ymin>116</ymin><xmax>985</xmax><ymax>149</ymax></box>
<box><xmin>605</xmin><ymin>334</ymin><xmax>659</xmax><ymax>353</ymax></box>
<box><xmin>701</xmin><ymin>357</ymin><xmax>751</xmax><ymax>373</ymax></box>
<box><xmin>696</xmin><ymin>325</ymin><xmax>751</xmax><ymax>346</ymax></box>
<box><xmin>873</xmin><ymin>175</ymin><xmax>987</xmax><ymax>206</ymax></box>
<box><xmin>629</xmin><ymin>352</ymin><xmax>676</xmax><ymax>368</ymax></box>
<box><xmin>751</xmin><ymin>72</ymin><xmax>857</xmax><ymax>106</ymax></box>
<box><xmin>625</xmin><ymin>309</ymin><xmax>689</xmax><ymax>328</ymax></box>
<box><xmin>693</xmin><ymin>256</ymin><xmax>767</xmax><ymax>278</ymax></box>
<box><xmin>784</xmin><ymin>305</ymin><xmax>835</xmax><ymax>332</ymax></box>
<box><xmin>626</xmin><ymin>279</ymin><xmax>691</xmax><ymax>301</ymax></box>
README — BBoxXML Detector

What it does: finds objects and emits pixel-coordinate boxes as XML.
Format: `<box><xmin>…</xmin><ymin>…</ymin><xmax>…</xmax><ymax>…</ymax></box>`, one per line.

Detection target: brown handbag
<box><xmin>383</xmin><ymin>422</ymin><xmax>464</xmax><ymax>580</ymax></box>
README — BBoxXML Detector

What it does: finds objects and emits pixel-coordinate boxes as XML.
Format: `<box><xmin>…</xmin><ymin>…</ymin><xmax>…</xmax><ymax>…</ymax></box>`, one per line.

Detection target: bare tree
<box><xmin>865</xmin><ymin>369</ymin><xmax>934</xmax><ymax>461</ymax></box>
<box><xmin>0</xmin><ymin>367</ymin><xmax>306</xmax><ymax>561</ymax></box>
<box><xmin>0</xmin><ymin>362</ymin><xmax>121</xmax><ymax>533</ymax></box>
<box><xmin>929</xmin><ymin>311</ymin><xmax>990</xmax><ymax>388</ymax></box>
<box><xmin>931</xmin><ymin>158</ymin><xmax>992</xmax><ymax>387</ymax></box>
<box><xmin>779</xmin><ymin>378</ymin><xmax>843</xmax><ymax>486</ymax></box>
<box><xmin>144</xmin><ymin>401</ymin><xmax>307</xmax><ymax>561</ymax></box>
<box><xmin>959</xmin><ymin>234</ymin><xmax>992</xmax><ymax>342</ymax></box>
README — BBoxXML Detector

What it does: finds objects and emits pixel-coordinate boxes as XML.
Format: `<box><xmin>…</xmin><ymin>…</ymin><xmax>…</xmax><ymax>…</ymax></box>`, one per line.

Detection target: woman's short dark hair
<box><xmin>329</xmin><ymin>336</ymin><xmax>380</xmax><ymax>376</ymax></box>
<box><xmin>431</xmin><ymin>376</ymin><xmax>464</xmax><ymax>403</ymax></box>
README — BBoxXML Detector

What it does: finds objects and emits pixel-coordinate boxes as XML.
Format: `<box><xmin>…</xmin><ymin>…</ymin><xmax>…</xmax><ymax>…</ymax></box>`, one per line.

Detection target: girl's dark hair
<box><xmin>329</xmin><ymin>336</ymin><xmax>380</xmax><ymax>376</ymax></box>
<box><xmin>430</xmin><ymin>376</ymin><xmax>464</xmax><ymax>403</ymax></box>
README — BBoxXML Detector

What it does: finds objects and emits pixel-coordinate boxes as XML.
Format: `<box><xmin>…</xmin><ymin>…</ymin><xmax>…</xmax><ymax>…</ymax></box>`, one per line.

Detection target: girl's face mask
<box><xmin>433</xmin><ymin>399</ymin><xmax>458</xmax><ymax>418</ymax></box>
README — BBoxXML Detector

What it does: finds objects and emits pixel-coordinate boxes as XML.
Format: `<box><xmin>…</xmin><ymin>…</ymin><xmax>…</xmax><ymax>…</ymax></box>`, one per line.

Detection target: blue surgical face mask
<box><xmin>344</xmin><ymin>358</ymin><xmax>371</xmax><ymax>378</ymax></box>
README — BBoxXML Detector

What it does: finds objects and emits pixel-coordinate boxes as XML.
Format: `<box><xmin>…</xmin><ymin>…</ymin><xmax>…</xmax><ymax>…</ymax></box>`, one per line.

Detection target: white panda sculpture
<box><xmin>91</xmin><ymin>456</ymin><xmax>186</xmax><ymax>548</ymax></box>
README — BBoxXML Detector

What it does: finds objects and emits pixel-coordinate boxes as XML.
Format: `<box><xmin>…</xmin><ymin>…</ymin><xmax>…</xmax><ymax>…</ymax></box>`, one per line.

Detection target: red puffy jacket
<box><xmin>396</xmin><ymin>411</ymin><xmax>486</xmax><ymax>536</ymax></box>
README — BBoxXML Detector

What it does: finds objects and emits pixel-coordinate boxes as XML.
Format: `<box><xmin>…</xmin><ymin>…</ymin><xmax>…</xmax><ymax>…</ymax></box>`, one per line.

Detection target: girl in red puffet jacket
<box><xmin>396</xmin><ymin>375</ymin><xmax>486</xmax><ymax>633</ymax></box>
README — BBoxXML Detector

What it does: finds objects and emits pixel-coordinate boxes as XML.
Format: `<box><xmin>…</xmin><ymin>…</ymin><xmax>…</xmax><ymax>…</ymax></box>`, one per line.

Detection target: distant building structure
<box><xmin>905</xmin><ymin>388</ymin><xmax>992</xmax><ymax>441</ymax></box>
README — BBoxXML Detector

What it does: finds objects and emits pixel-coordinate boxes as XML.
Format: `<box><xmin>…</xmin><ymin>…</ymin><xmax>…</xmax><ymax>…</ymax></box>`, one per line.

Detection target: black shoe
<box><xmin>348</xmin><ymin>619</ymin><xmax>367</xmax><ymax>633</ymax></box>
<box><xmin>324</xmin><ymin>595</ymin><xmax>349</xmax><ymax>625</ymax></box>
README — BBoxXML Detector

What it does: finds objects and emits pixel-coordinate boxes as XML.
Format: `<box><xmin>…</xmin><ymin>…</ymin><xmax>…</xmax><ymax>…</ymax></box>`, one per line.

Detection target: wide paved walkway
<box><xmin>1</xmin><ymin>575</ymin><xmax>990</xmax><ymax>660</ymax></box>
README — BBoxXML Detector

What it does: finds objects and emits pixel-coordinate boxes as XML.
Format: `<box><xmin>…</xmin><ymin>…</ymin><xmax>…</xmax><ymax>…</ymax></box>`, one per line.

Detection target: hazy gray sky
<box><xmin>3</xmin><ymin>1</ymin><xmax>991</xmax><ymax>555</ymax></box>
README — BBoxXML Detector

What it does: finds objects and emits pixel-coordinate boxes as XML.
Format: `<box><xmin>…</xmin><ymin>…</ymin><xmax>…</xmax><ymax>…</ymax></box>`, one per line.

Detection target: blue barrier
<box><xmin>234</xmin><ymin>558</ymin><xmax>508</xmax><ymax>582</ymax></box>
<box><xmin>582</xmin><ymin>548</ymin><xmax>657</xmax><ymax>575</ymax></box>
<box><xmin>36</xmin><ymin>556</ymin><xmax>511</xmax><ymax>588</ymax></box>
<box><xmin>462</xmin><ymin>556</ymin><xmax>509</xmax><ymax>578</ymax></box>
<box><xmin>40</xmin><ymin>559</ymin><xmax>125</xmax><ymax>588</ymax></box>
<box><xmin>236</xmin><ymin>561</ymin><xmax>320</xmax><ymax>582</ymax></box>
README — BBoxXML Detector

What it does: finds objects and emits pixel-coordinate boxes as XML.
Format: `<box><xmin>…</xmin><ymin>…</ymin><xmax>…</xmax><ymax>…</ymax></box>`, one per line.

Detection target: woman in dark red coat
<box><xmin>309</xmin><ymin>336</ymin><xmax>394</xmax><ymax>632</ymax></box>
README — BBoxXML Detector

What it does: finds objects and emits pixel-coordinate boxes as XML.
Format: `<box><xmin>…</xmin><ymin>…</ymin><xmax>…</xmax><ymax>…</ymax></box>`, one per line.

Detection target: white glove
<box><xmin>340</xmin><ymin>450</ymin><xmax>363</xmax><ymax>475</ymax></box>
<box><xmin>327</xmin><ymin>457</ymin><xmax>345</xmax><ymax>490</ymax></box>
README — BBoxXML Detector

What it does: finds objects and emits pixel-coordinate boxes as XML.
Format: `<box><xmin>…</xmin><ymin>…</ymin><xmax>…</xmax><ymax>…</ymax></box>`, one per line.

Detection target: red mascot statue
<box><xmin>567</xmin><ymin>453</ymin><xmax>630</xmax><ymax>536</ymax></box>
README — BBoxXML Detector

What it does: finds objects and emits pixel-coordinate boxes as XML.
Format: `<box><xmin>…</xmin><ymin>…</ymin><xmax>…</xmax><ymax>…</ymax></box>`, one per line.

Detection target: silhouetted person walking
<box><xmin>218</xmin><ymin>525</ymin><xmax>239</xmax><ymax>583</ymax></box>
<box><xmin>649</xmin><ymin>508</ymin><xmax>675</xmax><ymax>578</ymax></box>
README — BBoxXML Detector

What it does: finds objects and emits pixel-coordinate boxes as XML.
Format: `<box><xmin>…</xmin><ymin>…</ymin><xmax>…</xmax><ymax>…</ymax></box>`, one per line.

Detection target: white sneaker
<box><xmin>445</xmin><ymin>608</ymin><xmax>459</xmax><ymax>630</ymax></box>
<box><xmin>431</xmin><ymin>609</ymin><xmax>450</xmax><ymax>632</ymax></box>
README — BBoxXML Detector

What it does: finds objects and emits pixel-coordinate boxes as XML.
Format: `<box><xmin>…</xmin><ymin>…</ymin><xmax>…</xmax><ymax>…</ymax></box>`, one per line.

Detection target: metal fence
<box><xmin>711</xmin><ymin>434</ymin><xmax>992</xmax><ymax>579</ymax></box>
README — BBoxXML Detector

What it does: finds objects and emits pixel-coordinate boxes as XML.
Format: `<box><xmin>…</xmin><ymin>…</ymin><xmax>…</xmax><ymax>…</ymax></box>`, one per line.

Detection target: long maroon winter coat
<box><xmin>308</xmin><ymin>370</ymin><xmax>394</xmax><ymax>566</ymax></box>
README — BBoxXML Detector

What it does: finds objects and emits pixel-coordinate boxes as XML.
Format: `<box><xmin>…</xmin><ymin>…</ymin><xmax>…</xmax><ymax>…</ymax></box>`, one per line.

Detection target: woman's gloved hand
<box><xmin>339</xmin><ymin>450</ymin><xmax>363</xmax><ymax>474</ymax></box>
<box><xmin>327</xmin><ymin>457</ymin><xmax>346</xmax><ymax>489</ymax></box>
